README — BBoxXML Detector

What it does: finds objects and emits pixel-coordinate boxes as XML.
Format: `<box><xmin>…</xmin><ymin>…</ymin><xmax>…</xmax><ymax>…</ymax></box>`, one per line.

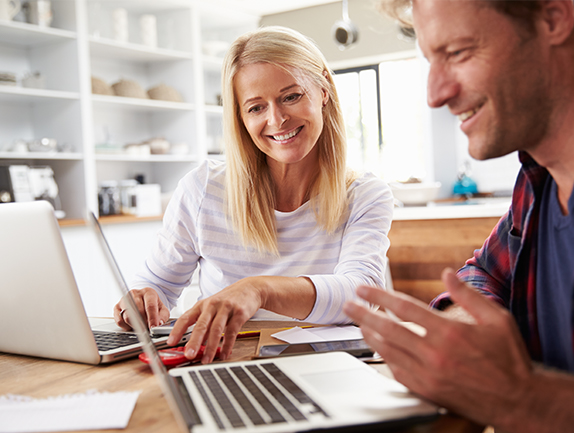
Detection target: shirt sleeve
<box><xmin>129</xmin><ymin>162</ymin><xmax>208</xmax><ymax>310</ymax></box>
<box><xmin>430</xmin><ymin>211</ymin><xmax>514</xmax><ymax>310</ymax></box>
<box><xmin>303</xmin><ymin>174</ymin><xmax>394</xmax><ymax>324</ymax></box>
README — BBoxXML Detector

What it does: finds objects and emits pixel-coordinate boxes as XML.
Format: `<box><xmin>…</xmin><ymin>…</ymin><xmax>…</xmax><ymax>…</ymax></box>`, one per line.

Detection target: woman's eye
<box><xmin>248</xmin><ymin>105</ymin><xmax>263</xmax><ymax>114</ymax></box>
<box><xmin>284</xmin><ymin>93</ymin><xmax>303</xmax><ymax>103</ymax></box>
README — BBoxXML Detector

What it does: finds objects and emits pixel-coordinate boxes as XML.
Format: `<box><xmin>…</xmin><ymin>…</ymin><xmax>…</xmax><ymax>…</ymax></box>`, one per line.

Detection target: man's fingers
<box><xmin>442</xmin><ymin>268</ymin><xmax>503</xmax><ymax>324</ymax></box>
<box><xmin>343</xmin><ymin>300</ymin><xmax>429</xmax><ymax>364</ymax></box>
<box><xmin>354</xmin><ymin>285</ymin><xmax>443</xmax><ymax>333</ymax></box>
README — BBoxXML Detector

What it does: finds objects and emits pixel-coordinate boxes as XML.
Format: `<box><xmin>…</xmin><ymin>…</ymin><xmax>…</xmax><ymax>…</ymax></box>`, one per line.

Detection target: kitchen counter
<box><xmin>393</xmin><ymin>197</ymin><xmax>511</xmax><ymax>221</ymax></box>
<box><xmin>387</xmin><ymin>198</ymin><xmax>509</xmax><ymax>303</ymax></box>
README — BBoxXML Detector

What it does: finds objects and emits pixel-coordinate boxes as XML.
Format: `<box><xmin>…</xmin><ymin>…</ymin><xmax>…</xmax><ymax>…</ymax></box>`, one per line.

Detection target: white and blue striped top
<box><xmin>131</xmin><ymin>160</ymin><xmax>393</xmax><ymax>324</ymax></box>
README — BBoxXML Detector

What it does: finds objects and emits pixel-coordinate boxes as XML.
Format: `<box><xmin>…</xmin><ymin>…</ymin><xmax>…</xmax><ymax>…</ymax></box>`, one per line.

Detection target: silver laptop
<box><xmin>0</xmin><ymin>200</ymin><xmax>188</xmax><ymax>364</ymax></box>
<box><xmin>89</xmin><ymin>207</ymin><xmax>441</xmax><ymax>432</ymax></box>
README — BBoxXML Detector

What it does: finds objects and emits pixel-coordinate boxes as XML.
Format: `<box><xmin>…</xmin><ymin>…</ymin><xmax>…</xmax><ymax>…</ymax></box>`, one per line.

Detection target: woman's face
<box><xmin>234</xmin><ymin>62</ymin><xmax>328</xmax><ymax>172</ymax></box>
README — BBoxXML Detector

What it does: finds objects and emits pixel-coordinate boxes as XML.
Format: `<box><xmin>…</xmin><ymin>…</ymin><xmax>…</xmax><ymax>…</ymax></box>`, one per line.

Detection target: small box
<box><xmin>134</xmin><ymin>184</ymin><xmax>162</xmax><ymax>217</ymax></box>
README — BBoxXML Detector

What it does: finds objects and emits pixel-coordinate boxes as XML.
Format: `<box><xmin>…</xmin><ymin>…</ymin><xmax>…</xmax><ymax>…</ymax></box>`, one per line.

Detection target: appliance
<box><xmin>332</xmin><ymin>0</ymin><xmax>359</xmax><ymax>50</ymax></box>
<box><xmin>0</xmin><ymin>164</ymin><xmax>65</xmax><ymax>218</ymax></box>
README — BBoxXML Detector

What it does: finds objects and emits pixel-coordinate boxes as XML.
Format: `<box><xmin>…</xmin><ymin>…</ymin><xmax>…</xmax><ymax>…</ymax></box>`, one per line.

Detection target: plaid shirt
<box><xmin>431</xmin><ymin>151</ymin><xmax>549</xmax><ymax>362</ymax></box>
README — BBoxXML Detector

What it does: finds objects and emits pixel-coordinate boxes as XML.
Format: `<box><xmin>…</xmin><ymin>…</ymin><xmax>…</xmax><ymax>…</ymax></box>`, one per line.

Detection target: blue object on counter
<box><xmin>453</xmin><ymin>174</ymin><xmax>478</xmax><ymax>196</ymax></box>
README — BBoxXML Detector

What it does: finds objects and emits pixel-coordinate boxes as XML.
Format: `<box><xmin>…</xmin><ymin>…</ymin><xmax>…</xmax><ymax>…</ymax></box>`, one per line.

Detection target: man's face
<box><xmin>413</xmin><ymin>0</ymin><xmax>550</xmax><ymax>160</ymax></box>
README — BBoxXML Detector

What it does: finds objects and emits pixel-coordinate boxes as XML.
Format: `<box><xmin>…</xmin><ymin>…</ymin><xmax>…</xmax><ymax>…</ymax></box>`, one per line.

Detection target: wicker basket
<box><xmin>112</xmin><ymin>79</ymin><xmax>149</xmax><ymax>99</ymax></box>
<box><xmin>147</xmin><ymin>83</ymin><xmax>183</xmax><ymax>102</ymax></box>
<box><xmin>91</xmin><ymin>76</ymin><xmax>114</xmax><ymax>95</ymax></box>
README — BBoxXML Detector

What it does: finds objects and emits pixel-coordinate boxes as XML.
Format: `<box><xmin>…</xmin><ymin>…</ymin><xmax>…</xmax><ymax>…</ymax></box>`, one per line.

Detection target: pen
<box><xmin>232</xmin><ymin>325</ymin><xmax>315</xmax><ymax>339</ymax></box>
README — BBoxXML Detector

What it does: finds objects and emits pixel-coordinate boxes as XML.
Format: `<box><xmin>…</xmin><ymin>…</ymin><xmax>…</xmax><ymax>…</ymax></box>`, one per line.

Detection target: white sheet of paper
<box><xmin>272</xmin><ymin>325</ymin><xmax>364</xmax><ymax>344</ymax></box>
<box><xmin>0</xmin><ymin>389</ymin><xmax>140</xmax><ymax>433</ymax></box>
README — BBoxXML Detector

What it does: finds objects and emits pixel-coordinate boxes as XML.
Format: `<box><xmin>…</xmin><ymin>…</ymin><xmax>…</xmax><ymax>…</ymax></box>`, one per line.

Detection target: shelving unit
<box><xmin>0</xmin><ymin>0</ymin><xmax>258</xmax><ymax>221</ymax></box>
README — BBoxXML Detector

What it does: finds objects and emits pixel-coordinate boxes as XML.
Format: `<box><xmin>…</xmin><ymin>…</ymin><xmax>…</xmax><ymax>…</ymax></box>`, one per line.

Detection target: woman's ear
<box><xmin>322</xmin><ymin>88</ymin><xmax>329</xmax><ymax>107</ymax></box>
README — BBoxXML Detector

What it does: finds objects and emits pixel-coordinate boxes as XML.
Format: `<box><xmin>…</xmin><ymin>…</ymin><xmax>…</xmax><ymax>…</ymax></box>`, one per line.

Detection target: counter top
<box><xmin>393</xmin><ymin>197</ymin><xmax>511</xmax><ymax>221</ymax></box>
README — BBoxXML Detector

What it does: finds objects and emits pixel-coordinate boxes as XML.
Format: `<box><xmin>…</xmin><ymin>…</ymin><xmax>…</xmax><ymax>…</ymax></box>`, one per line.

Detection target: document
<box><xmin>272</xmin><ymin>325</ymin><xmax>364</xmax><ymax>344</ymax></box>
<box><xmin>0</xmin><ymin>389</ymin><xmax>140</xmax><ymax>432</ymax></box>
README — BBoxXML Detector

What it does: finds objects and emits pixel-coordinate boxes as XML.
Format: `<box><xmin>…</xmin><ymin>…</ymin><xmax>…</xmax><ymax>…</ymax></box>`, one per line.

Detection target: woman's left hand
<box><xmin>167</xmin><ymin>277</ymin><xmax>265</xmax><ymax>364</ymax></box>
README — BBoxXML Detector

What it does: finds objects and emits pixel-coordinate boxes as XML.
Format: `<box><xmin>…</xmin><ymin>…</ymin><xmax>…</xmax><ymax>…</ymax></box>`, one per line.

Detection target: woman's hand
<box><xmin>113</xmin><ymin>287</ymin><xmax>170</xmax><ymax>331</ymax></box>
<box><xmin>167</xmin><ymin>277</ymin><xmax>265</xmax><ymax>364</ymax></box>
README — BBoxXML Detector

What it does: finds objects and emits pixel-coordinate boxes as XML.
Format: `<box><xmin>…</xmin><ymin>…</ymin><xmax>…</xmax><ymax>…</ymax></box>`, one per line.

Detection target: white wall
<box><xmin>61</xmin><ymin>220</ymin><xmax>199</xmax><ymax>318</ymax></box>
<box><xmin>261</xmin><ymin>0</ymin><xmax>415</xmax><ymax>64</ymax></box>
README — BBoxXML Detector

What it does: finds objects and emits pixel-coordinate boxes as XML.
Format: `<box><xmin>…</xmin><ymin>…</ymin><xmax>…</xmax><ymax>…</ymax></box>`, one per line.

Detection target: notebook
<box><xmin>0</xmin><ymin>200</ymin><xmax>189</xmax><ymax>365</ymax></box>
<box><xmin>89</xmin><ymin>207</ymin><xmax>441</xmax><ymax>432</ymax></box>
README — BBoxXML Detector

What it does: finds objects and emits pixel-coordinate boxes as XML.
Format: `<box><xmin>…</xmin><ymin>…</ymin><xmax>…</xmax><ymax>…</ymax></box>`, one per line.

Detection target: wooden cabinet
<box><xmin>0</xmin><ymin>0</ymin><xmax>258</xmax><ymax>220</ymax></box>
<box><xmin>387</xmin><ymin>217</ymin><xmax>501</xmax><ymax>303</ymax></box>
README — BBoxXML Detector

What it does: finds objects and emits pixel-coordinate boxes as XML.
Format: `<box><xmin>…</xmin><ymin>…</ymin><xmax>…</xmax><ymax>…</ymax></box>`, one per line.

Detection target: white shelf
<box><xmin>95</xmin><ymin>154</ymin><xmax>199</xmax><ymax>162</ymax></box>
<box><xmin>0</xmin><ymin>86</ymin><xmax>80</xmax><ymax>103</ymax></box>
<box><xmin>0</xmin><ymin>152</ymin><xmax>83</xmax><ymax>160</ymax></box>
<box><xmin>205</xmin><ymin>104</ymin><xmax>223</xmax><ymax>114</ymax></box>
<box><xmin>91</xmin><ymin>94</ymin><xmax>194</xmax><ymax>112</ymax></box>
<box><xmin>0</xmin><ymin>21</ymin><xmax>76</xmax><ymax>46</ymax></box>
<box><xmin>89</xmin><ymin>37</ymin><xmax>193</xmax><ymax>62</ymax></box>
<box><xmin>0</xmin><ymin>1</ymin><xmax>255</xmax><ymax>220</ymax></box>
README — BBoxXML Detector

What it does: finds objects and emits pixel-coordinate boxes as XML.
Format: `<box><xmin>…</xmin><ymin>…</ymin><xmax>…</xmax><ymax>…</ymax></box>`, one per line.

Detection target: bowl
<box><xmin>390</xmin><ymin>181</ymin><xmax>442</xmax><ymax>206</ymax></box>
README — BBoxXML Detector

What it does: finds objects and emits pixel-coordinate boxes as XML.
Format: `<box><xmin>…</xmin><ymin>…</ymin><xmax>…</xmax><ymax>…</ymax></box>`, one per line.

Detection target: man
<box><xmin>344</xmin><ymin>1</ymin><xmax>574</xmax><ymax>431</ymax></box>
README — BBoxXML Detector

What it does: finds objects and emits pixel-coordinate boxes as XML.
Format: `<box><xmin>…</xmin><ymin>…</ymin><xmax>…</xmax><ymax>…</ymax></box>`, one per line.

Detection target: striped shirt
<box><xmin>131</xmin><ymin>160</ymin><xmax>393</xmax><ymax>324</ymax></box>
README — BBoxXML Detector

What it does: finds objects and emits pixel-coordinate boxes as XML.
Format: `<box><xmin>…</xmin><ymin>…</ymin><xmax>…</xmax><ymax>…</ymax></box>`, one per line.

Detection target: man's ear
<box><xmin>540</xmin><ymin>0</ymin><xmax>574</xmax><ymax>45</ymax></box>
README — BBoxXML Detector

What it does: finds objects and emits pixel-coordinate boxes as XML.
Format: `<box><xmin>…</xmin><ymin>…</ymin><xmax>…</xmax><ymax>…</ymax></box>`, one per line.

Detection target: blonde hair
<box><xmin>221</xmin><ymin>26</ymin><xmax>356</xmax><ymax>255</ymax></box>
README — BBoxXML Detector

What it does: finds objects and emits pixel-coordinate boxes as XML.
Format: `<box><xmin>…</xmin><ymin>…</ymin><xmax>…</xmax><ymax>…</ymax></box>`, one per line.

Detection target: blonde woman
<box><xmin>115</xmin><ymin>26</ymin><xmax>393</xmax><ymax>364</ymax></box>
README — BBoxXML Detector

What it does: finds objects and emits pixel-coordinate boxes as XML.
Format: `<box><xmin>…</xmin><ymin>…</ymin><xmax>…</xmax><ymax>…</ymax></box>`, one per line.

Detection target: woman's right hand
<box><xmin>113</xmin><ymin>287</ymin><xmax>170</xmax><ymax>331</ymax></box>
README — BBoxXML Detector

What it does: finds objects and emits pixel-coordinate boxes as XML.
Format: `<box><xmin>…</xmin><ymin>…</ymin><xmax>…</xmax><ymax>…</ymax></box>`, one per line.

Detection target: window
<box><xmin>334</xmin><ymin>57</ymin><xmax>426</xmax><ymax>182</ymax></box>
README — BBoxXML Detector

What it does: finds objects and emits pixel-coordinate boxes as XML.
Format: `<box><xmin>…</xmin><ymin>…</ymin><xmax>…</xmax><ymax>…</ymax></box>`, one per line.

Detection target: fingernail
<box><xmin>185</xmin><ymin>348</ymin><xmax>195</xmax><ymax>359</ymax></box>
<box><xmin>159</xmin><ymin>319</ymin><xmax>165</xmax><ymax>326</ymax></box>
<box><xmin>167</xmin><ymin>336</ymin><xmax>174</xmax><ymax>345</ymax></box>
<box><xmin>201</xmin><ymin>354</ymin><xmax>209</xmax><ymax>364</ymax></box>
<box><xmin>356</xmin><ymin>286</ymin><xmax>368</xmax><ymax>296</ymax></box>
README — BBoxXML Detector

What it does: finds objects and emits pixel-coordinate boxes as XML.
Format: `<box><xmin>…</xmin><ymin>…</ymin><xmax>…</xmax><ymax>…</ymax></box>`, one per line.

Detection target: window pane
<box><xmin>379</xmin><ymin>58</ymin><xmax>426</xmax><ymax>182</ymax></box>
<box><xmin>333</xmin><ymin>68</ymin><xmax>381</xmax><ymax>175</ymax></box>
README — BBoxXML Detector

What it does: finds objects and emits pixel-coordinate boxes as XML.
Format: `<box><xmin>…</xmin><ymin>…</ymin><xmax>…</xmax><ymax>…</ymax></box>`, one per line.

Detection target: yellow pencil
<box><xmin>231</xmin><ymin>325</ymin><xmax>314</xmax><ymax>339</ymax></box>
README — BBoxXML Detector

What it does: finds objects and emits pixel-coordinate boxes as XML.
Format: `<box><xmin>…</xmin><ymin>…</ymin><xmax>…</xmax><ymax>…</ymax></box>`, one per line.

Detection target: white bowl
<box><xmin>390</xmin><ymin>181</ymin><xmax>442</xmax><ymax>206</ymax></box>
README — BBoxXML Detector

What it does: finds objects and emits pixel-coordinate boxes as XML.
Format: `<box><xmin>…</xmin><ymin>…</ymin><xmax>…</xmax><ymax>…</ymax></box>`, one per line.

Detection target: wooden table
<box><xmin>0</xmin><ymin>321</ymin><xmax>483</xmax><ymax>433</ymax></box>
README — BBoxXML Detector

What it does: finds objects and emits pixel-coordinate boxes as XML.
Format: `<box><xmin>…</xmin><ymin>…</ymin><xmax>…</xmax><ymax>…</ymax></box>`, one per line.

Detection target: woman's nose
<box><xmin>267</xmin><ymin>103</ymin><xmax>287</xmax><ymax>127</ymax></box>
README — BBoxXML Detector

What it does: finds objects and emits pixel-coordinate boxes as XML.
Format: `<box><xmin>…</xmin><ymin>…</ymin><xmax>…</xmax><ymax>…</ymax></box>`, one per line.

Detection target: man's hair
<box><xmin>378</xmin><ymin>0</ymin><xmax>543</xmax><ymax>35</ymax></box>
<box><xmin>221</xmin><ymin>26</ymin><xmax>355</xmax><ymax>254</ymax></box>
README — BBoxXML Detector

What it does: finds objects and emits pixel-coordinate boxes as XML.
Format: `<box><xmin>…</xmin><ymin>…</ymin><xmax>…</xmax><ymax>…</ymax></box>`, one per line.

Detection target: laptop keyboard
<box><xmin>188</xmin><ymin>362</ymin><xmax>328</xmax><ymax>430</ymax></box>
<box><xmin>93</xmin><ymin>331</ymin><xmax>140</xmax><ymax>351</ymax></box>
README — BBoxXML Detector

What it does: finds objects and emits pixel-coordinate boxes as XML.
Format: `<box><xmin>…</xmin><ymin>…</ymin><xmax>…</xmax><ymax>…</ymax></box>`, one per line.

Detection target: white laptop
<box><xmin>89</xmin><ymin>207</ymin><xmax>441</xmax><ymax>432</ymax></box>
<box><xmin>0</xmin><ymin>200</ymin><xmax>189</xmax><ymax>364</ymax></box>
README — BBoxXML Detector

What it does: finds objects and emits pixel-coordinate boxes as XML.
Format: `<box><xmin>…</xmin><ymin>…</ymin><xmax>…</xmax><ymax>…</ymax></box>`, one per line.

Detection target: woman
<box><xmin>114</xmin><ymin>26</ymin><xmax>393</xmax><ymax>364</ymax></box>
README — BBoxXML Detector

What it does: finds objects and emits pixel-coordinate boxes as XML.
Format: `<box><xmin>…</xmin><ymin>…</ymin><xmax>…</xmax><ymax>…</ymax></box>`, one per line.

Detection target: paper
<box><xmin>0</xmin><ymin>389</ymin><xmax>140</xmax><ymax>433</ymax></box>
<box><xmin>272</xmin><ymin>325</ymin><xmax>364</xmax><ymax>344</ymax></box>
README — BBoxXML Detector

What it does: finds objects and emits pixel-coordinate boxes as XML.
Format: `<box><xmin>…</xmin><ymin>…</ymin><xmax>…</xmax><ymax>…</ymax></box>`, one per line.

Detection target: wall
<box><xmin>61</xmin><ymin>221</ymin><xmax>199</xmax><ymax>318</ymax></box>
<box><xmin>260</xmin><ymin>0</ymin><xmax>415</xmax><ymax>64</ymax></box>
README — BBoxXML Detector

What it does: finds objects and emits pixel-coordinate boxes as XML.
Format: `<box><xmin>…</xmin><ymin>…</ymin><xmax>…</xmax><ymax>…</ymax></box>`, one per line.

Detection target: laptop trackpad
<box><xmin>302</xmin><ymin>368</ymin><xmax>375</xmax><ymax>395</ymax></box>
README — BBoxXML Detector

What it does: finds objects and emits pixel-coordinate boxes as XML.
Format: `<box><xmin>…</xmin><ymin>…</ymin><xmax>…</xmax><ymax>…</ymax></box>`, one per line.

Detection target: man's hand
<box><xmin>343</xmin><ymin>268</ymin><xmax>533</xmax><ymax>429</ymax></box>
<box><xmin>114</xmin><ymin>287</ymin><xmax>170</xmax><ymax>331</ymax></box>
